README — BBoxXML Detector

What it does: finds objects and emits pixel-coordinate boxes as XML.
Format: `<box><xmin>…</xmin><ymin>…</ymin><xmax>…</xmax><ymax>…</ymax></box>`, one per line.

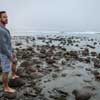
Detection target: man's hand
<box><xmin>12</xmin><ymin>53</ymin><xmax>16</xmax><ymax>59</ymax></box>
<box><xmin>10</xmin><ymin>53</ymin><xmax>17</xmax><ymax>64</ymax></box>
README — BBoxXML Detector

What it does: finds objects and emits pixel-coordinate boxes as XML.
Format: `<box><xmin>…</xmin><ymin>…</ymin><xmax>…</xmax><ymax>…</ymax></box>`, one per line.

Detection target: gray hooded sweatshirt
<box><xmin>0</xmin><ymin>25</ymin><xmax>14</xmax><ymax>59</ymax></box>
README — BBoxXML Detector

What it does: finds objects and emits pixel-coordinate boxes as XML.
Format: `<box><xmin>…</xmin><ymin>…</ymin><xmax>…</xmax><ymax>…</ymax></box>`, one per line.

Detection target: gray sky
<box><xmin>0</xmin><ymin>0</ymin><xmax>100</xmax><ymax>32</ymax></box>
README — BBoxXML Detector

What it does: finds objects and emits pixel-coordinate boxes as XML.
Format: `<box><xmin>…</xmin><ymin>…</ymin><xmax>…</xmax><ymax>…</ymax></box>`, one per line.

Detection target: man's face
<box><xmin>0</xmin><ymin>13</ymin><xmax>8</xmax><ymax>25</ymax></box>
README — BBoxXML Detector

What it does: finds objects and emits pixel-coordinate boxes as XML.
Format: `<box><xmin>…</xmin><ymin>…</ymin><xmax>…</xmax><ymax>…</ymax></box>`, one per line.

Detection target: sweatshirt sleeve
<box><xmin>0</xmin><ymin>33</ymin><xmax>12</xmax><ymax>59</ymax></box>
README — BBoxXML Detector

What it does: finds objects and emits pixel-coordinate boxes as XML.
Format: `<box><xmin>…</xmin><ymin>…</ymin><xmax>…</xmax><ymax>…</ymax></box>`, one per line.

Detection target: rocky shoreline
<box><xmin>0</xmin><ymin>34</ymin><xmax>100</xmax><ymax>100</ymax></box>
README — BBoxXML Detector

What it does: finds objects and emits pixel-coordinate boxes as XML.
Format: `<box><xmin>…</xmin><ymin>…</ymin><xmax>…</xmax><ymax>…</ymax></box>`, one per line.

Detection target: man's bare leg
<box><xmin>12</xmin><ymin>63</ymin><xmax>19</xmax><ymax>79</ymax></box>
<box><xmin>2</xmin><ymin>72</ymin><xmax>16</xmax><ymax>93</ymax></box>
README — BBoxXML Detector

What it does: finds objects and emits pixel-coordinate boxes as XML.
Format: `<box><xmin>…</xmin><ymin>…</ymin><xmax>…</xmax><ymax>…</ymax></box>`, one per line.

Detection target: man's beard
<box><xmin>1</xmin><ymin>20</ymin><xmax>8</xmax><ymax>25</ymax></box>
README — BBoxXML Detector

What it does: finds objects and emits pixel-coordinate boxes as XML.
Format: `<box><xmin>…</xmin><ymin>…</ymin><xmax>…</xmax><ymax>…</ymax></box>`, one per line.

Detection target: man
<box><xmin>0</xmin><ymin>11</ymin><xmax>19</xmax><ymax>93</ymax></box>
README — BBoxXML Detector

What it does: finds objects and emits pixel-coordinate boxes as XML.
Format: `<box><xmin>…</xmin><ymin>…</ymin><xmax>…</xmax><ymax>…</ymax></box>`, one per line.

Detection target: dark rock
<box><xmin>94</xmin><ymin>42</ymin><xmax>97</xmax><ymax>45</ymax></box>
<box><xmin>75</xmin><ymin>44</ymin><xmax>79</xmax><ymax>47</ymax></box>
<box><xmin>93</xmin><ymin>58</ymin><xmax>100</xmax><ymax>68</ymax></box>
<box><xmin>20</xmin><ymin>60</ymin><xmax>33</xmax><ymax>67</ymax></box>
<box><xmin>46</xmin><ymin>58</ymin><xmax>55</xmax><ymax>64</ymax></box>
<box><xmin>4</xmin><ymin>92</ymin><xmax>17</xmax><ymax>99</ymax></box>
<box><xmin>52</xmin><ymin>63</ymin><xmax>60</xmax><ymax>68</ymax></box>
<box><xmin>15</xmin><ymin>42</ymin><xmax>22</xmax><ymax>46</ymax></box>
<box><xmin>23</xmin><ymin>87</ymin><xmax>37</xmax><ymax>97</ymax></box>
<box><xmin>91</xmin><ymin>52</ymin><xmax>97</xmax><ymax>56</ymax></box>
<box><xmin>67</xmin><ymin>39</ymin><xmax>72</xmax><ymax>44</ymax></box>
<box><xmin>40</xmin><ymin>48</ymin><xmax>46</xmax><ymax>54</ymax></box>
<box><xmin>97</xmin><ymin>53</ymin><xmax>100</xmax><ymax>59</ymax></box>
<box><xmin>39</xmin><ymin>54</ymin><xmax>46</xmax><ymax>58</ymax></box>
<box><xmin>29</xmin><ymin>72</ymin><xmax>44</xmax><ymax>79</ymax></box>
<box><xmin>49</xmin><ymin>94</ymin><xmax>66</xmax><ymax>100</ymax></box>
<box><xmin>8</xmin><ymin>78</ymin><xmax>25</xmax><ymax>87</ymax></box>
<box><xmin>91</xmin><ymin>70</ymin><xmax>99</xmax><ymax>75</ymax></box>
<box><xmin>86</xmin><ymin>45</ymin><xmax>95</xmax><ymax>49</ymax></box>
<box><xmin>0</xmin><ymin>90</ymin><xmax>3</xmax><ymax>98</ymax></box>
<box><xmin>21</xmin><ymin>51</ymin><xmax>32</xmax><ymax>59</ymax></box>
<box><xmin>61</xmin><ymin>73</ymin><xmax>67</xmax><ymax>77</ymax></box>
<box><xmin>61</xmin><ymin>60</ymin><xmax>66</xmax><ymax>65</ymax></box>
<box><xmin>78</xmin><ymin>57</ymin><xmax>90</xmax><ymax>63</ymax></box>
<box><xmin>52</xmin><ymin>73</ymin><xmax>58</xmax><ymax>78</ymax></box>
<box><xmin>95</xmin><ymin>74</ymin><xmax>100</xmax><ymax>80</ymax></box>
<box><xmin>82</xmin><ymin>48</ymin><xmax>89</xmax><ymax>56</ymax></box>
<box><xmin>72</xmin><ymin>89</ymin><xmax>94</xmax><ymax>100</ymax></box>
<box><xmin>27</xmin><ymin>46</ymin><xmax>33</xmax><ymax>51</ymax></box>
<box><xmin>70</xmin><ymin>51</ymin><xmax>78</xmax><ymax>59</ymax></box>
<box><xmin>85</xmin><ymin>68</ymin><xmax>91</xmax><ymax>71</ymax></box>
<box><xmin>32</xmin><ymin>58</ymin><xmax>42</xmax><ymax>64</ymax></box>
<box><xmin>54</xmin><ymin>88</ymin><xmax>69</xmax><ymax>96</ymax></box>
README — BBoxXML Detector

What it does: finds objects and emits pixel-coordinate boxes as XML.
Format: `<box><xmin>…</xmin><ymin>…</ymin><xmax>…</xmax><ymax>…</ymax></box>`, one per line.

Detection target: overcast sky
<box><xmin>0</xmin><ymin>0</ymin><xmax>100</xmax><ymax>32</ymax></box>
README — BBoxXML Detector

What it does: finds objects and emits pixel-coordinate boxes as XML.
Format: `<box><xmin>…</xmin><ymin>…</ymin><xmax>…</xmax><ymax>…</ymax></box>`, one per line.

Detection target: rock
<box><xmin>61</xmin><ymin>47</ymin><xmax>66</xmax><ymax>51</ymax></box>
<box><xmin>61</xmin><ymin>73</ymin><xmax>67</xmax><ymax>77</ymax></box>
<box><xmin>61</xmin><ymin>60</ymin><xmax>66</xmax><ymax>65</ymax></box>
<box><xmin>90</xmin><ymin>38</ymin><xmax>94</xmax><ymax>41</ymax></box>
<box><xmin>15</xmin><ymin>42</ymin><xmax>22</xmax><ymax>46</ymax></box>
<box><xmin>93</xmin><ymin>58</ymin><xmax>100</xmax><ymax>68</ymax></box>
<box><xmin>86</xmin><ymin>44</ymin><xmax>95</xmax><ymax>49</ymax></box>
<box><xmin>4</xmin><ymin>92</ymin><xmax>17</xmax><ymax>99</ymax></box>
<box><xmin>46</xmin><ymin>58</ymin><xmax>55</xmax><ymax>64</ymax></box>
<box><xmin>0</xmin><ymin>90</ymin><xmax>3</xmax><ymax>98</ymax></box>
<box><xmin>8</xmin><ymin>78</ymin><xmax>25</xmax><ymax>87</ymax></box>
<box><xmin>54</xmin><ymin>88</ymin><xmax>69</xmax><ymax>96</ymax></box>
<box><xmin>50</xmin><ymin>88</ymin><xmax>68</xmax><ymax>100</ymax></box>
<box><xmin>27</xmin><ymin>66</ymin><xmax>37</xmax><ymax>73</ymax></box>
<box><xmin>63</xmin><ymin>52</ymin><xmax>71</xmax><ymax>60</ymax></box>
<box><xmin>67</xmin><ymin>39</ymin><xmax>73</xmax><ymax>44</ymax></box>
<box><xmin>72</xmin><ymin>89</ymin><xmax>95</xmax><ymax>100</ymax></box>
<box><xmin>97</xmin><ymin>53</ymin><xmax>100</xmax><ymax>59</ymax></box>
<box><xmin>64</xmin><ymin>51</ymin><xmax>78</xmax><ymax>60</ymax></box>
<box><xmin>75</xmin><ymin>44</ymin><xmax>79</xmax><ymax>47</ymax></box>
<box><xmin>17</xmin><ymin>68</ymin><xmax>29</xmax><ymax>78</ymax></box>
<box><xmin>21</xmin><ymin>51</ymin><xmax>32</xmax><ymax>59</ymax></box>
<box><xmin>84</xmin><ymin>57</ymin><xmax>91</xmax><ymax>63</ymax></box>
<box><xmin>40</xmin><ymin>48</ymin><xmax>46</xmax><ymax>54</ymax></box>
<box><xmin>49</xmin><ymin>94</ymin><xmax>66</xmax><ymax>100</ymax></box>
<box><xmin>70</xmin><ymin>51</ymin><xmax>78</xmax><ymax>59</ymax></box>
<box><xmin>83</xmin><ymin>86</ymin><xmax>96</xmax><ymax>90</ymax></box>
<box><xmin>52</xmin><ymin>73</ymin><xmax>58</xmax><ymax>78</ymax></box>
<box><xmin>32</xmin><ymin>58</ymin><xmax>42</xmax><ymax>64</ymax></box>
<box><xmin>53</xmin><ymin>55</ymin><xmax>61</xmax><ymax>60</ymax></box>
<box><xmin>27</xmin><ymin>46</ymin><xmax>33</xmax><ymax>51</ymax></box>
<box><xmin>39</xmin><ymin>54</ymin><xmax>46</xmax><ymax>58</ymax></box>
<box><xmin>52</xmin><ymin>63</ymin><xmax>60</xmax><ymax>68</ymax></box>
<box><xmin>94</xmin><ymin>42</ymin><xmax>97</xmax><ymax>45</ymax></box>
<box><xmin>78</xmin><ymin>57</ymin><xmax>90</xmax><ymax>63</ymax></box>
<box><xmin>91</xmin><ymin>70</ymin><xmax>100</xmax><ymax>75</ymax></box>
<box><xmin>82</xmin><ymin>48</ymin><xmax>89</xmax><ymax>56</ymax></box>
<box><xmin>23</xmin><ymin>87</ymin><xmax>37</xmax><ymax>97</ymax></box>
<box><xmin>29</xmin><ymin>72</ymin><xmax>44</xmax><ymax>79</ymax></box>
<box><xmin>20</xmin><ymin>60</ymin><xmax>33</xmax><ymax>67</ymax></box>
<box><xmin>95</xmin><ymin>74</ymin><xmax>100</xmax><ymax>80</ymax></box>
<box><xmin>85</xmin><ymin>68</ymin><xmax>91</xmax><ymax>71</ymax></box>
<box><xmin>91</xmin><ymin>52</ymin><xmax>97</xmax><ymax>56</ymax></box>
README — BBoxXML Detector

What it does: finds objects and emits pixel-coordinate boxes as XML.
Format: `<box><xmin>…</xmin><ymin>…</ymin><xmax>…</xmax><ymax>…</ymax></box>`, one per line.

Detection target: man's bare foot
<box><xmin>4</xmin><ymin>87</ymin><xmax>16</xmax><ymax>93</ymax></box>
<box><xmin>12</xmin><ymin>75</ymin><xmax>19</xmax><ymax>79</ymax></box>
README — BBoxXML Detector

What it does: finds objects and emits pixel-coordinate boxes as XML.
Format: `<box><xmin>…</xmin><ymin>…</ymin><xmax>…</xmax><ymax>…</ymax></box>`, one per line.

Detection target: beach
<box><xmin>0</xmin><ymin>32</ymin><xmax>100</xmax><ymax>100</ymax></box>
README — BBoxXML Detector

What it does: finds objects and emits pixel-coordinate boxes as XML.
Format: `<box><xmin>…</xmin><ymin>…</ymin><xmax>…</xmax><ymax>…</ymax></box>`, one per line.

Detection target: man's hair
<box><xmin>0</xmin><ymin>11</ymin><xmax>6</xmax><ymax>18</ymax></box>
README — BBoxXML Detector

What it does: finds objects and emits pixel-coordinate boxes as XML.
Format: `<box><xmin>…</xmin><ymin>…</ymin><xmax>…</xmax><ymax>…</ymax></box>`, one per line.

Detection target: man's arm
<box><xmin>0</xmin><ymin>32</ymin><xmax>12</xmax><ymax>60</ymax></box>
